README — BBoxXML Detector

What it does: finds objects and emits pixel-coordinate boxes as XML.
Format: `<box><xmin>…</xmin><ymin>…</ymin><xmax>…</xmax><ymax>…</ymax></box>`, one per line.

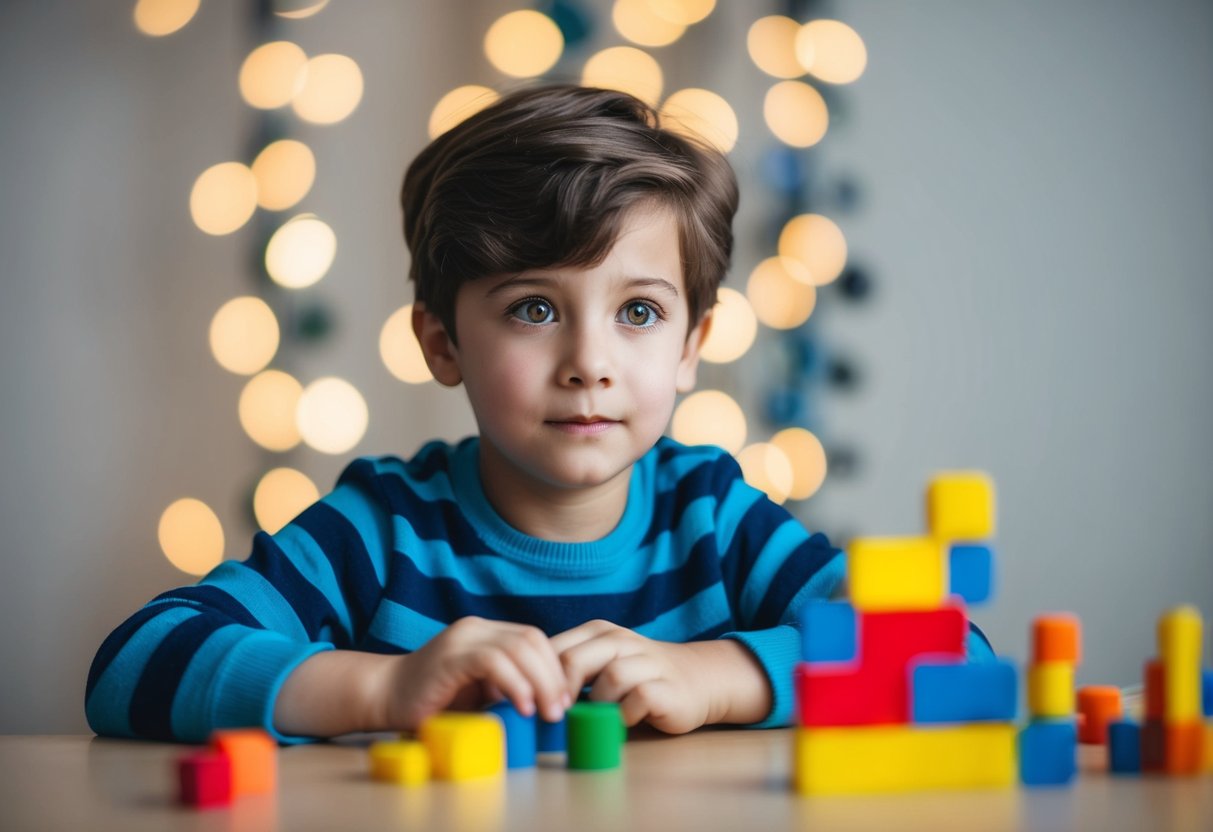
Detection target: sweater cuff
<box><xmin>210</xmin><ymin>631</ymin><xmax>334</xmax><ymax>745</ymax></box>
<box><xmin>719</xmin><ymin>624</ymin><xmax>801</xmax><ymax>729</ymax></box>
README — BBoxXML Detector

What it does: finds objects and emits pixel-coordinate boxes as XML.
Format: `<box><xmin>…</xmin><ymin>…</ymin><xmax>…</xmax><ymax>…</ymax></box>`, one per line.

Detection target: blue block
<box><xmin>1018</xmin><ymin>719</ymin><xmax>1077</xmax><ymax>786</ymax></box>
<box><xmin>536</xmin><ymin>715</ymin><xmax>566</xmax><ymax>753</ymax></box>
<box><xmin>1107</xmin><ymin>719</ymin><xmax>1141</xmax><ymax>775</ymax></box>
<box><xmin>799</xmin><ymin>600</ymin><xmax>858</xmax><ymax>663</ymax></box>
<box><xmin>911</xmin><ymin>658</ymin><xmax>1018</xmax><ymax>723</ymax></box>
<box><xmin>488</xmin><ymin>701</ymin><xmax>537</xmax><ymax>769</ymax></box>
<box><xmin>1202</xmin><ymin>667</ymin><xmax>1212</xmax><ymax>717</ymax></box>
<box><xmin>949</xmin><ymin>544</ymin><xmax>994</xmax><ymax>605</ymax></box>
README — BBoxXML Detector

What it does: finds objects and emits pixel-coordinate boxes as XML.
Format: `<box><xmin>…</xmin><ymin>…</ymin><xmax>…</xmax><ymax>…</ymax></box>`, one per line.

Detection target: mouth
<box><xmin>545</xmin><ymin>417</ymin><xmax>620</xmax><ymax>435</ymax></box>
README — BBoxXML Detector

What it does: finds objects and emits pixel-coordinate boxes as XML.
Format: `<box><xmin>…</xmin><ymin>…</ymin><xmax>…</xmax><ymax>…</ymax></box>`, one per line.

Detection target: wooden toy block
<box><xmin>792</xmin><ymin>723</ymin><xmax>1016</xmax><ymax>795</ymax></box>
<box><xmin>1031</xmin><ymin>614</ymin><xmax>1081</xmax><ymax>664</ymax></box>
<box><xmin>1203</xmin><ymin>668</ymin><xmax>1212</xmax><ymax>717</ymax></box>
<box><xmin>1202</xmin><ymin>722</ymin><xmax>1213</xmax><ymax>774</ymax></box>
<box><xmin>209</xmin><ymin>729</ymin><xmax>276</xmax><ymax>795</ymax></box>
<box><xmin>537</xmin><ymin>716</ymin><xmax>566</xmax><ymax>754</ymax></box>
<box><xmin>948</xmin><ymin>544</ymin><xmax>993</xmax><ymax>605</ymax></box>
<box><xmin>925</xmin><ymin>471</ymin><xmax>995</xmax><ymax>540</ymax></box>
<box><xmin>1076</xmin><ymin>686</ymin><xmax>1122</xmax><ymax>744</ymax></box>
<box><xmin>1145</xmin><ymin>659</ymin><xmax>1165</xmax><ymax>720</ymax></box>
<box><xmin>797</xmin><ymin>605</ymin><xmax>966</xmax><ymax>726</ymax></box>
<box><xmin>420</xmin><ymin>713</ymin><xmax>505</xmax><ymax>780</ymax></box>
<box><xmin>1018</xmin><ymin>719</ymin><xmax>1077</xmax><ymax>786</ymax></box>
<box><xmin>177</xmin><ymin>751</ymin><xmax>232</xmax><ymax>808</ymax></box>
<box><xmin>1141</xmin><ymin>718</ymin><xmax>1165</xmax><ymax>773</ymax></box>
<box><xmin>566</xmin><ymin>702</ymin><xmax>625</xmax><ymax>770</ymax></box>
<box><xmin>911</xmin><ymin>658</ymin><xmax>1018</xmax><ymax>724</ymax></box>
<box><xmin>369</xmin><ymin>740</ymin><xmax>430</xmax><ymax>785</ymax></box>
<box><xmin>799</xmin><ymin>599</ymin><xmax>858</xmax><ymax>663</ymax></box>
<box><xmin>1107</xmin><ymin>720</ymin><xmax>1141</xmax><ymax>774</ymax></box>
<box><xmin>1163</xmin><ymin>721</ymin><xmax>1204</xmax><ymax>776</ymax></box>
<box><xmin>1027</xmin><ymin>662</ymin><xmax>1075</xmax><ymax>718</ymax></box>
<box><xmin>488</xmin><ymin>701</ymin><xmax>537</xmax><ymax>769</ymax></box>
<box><xmin>848</xmin><ymin>536</ymin><xmax>945</xmax><ymax>612</ymax></box>
<box><xmin>1158</xmin><ymin>606</ymin><xmax>1202</xmax><ymax>722</ymax></box>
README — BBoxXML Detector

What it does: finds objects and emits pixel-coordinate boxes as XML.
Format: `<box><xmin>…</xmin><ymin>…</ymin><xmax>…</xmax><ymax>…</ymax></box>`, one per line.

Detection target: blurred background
<box><xmin>1</xmin><ymin>0</ymin><xmax>1210</xmax><ymax>733</ymax></box>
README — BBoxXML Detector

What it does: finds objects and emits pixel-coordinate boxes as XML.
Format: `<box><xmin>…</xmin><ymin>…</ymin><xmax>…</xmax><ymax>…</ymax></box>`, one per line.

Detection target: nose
<box><xmin>557</xmin><ymin>322</ymin><xmax>614</xmax><ymax>388</ymax></box>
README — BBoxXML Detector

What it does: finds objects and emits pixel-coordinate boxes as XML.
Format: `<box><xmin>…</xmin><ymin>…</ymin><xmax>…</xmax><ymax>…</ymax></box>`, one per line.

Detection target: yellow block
<box><xmin>1027</xmin><ymin>662</ymin><xmax>1075</xmax><ymax>718</ymax></box>
<box><xmin>419</xmin><ymin>713</ymin><xmax>505</xmax><ymax>781</ymax></box>
<box><xmin>848</xmin><ymin>536</ymin><xmax>945</xmax><ymax>611</ymax></box>
<box><xmin>793</xmin><ymin>723</ymin><xmax>1016</xmax><ymax>795</ymax></box>
<box><xmin>369</xmin><ymin>740</ymin><xmax>431</xmax><ymax>785</ymax></box>
<box><xmin>1158</xmin><ymin>606</ymin><xmax>1203</xmax><ymax>722</ymax></box>
<box><xmin>926</xmin><ymin>471</ymin><xmax>996</xmax><ymax>540</ymax></box>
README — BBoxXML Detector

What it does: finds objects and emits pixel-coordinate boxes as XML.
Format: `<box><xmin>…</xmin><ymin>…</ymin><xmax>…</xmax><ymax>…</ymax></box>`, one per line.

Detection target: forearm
<box><xmin>273</xmin><ymin>650</ymin><xmax>397</xmax><ymax>738</ymax></box>
<box><xmin>683</xmin><ymin>640</ymin><xmax>772</xmax><ymax>726</ymax></box>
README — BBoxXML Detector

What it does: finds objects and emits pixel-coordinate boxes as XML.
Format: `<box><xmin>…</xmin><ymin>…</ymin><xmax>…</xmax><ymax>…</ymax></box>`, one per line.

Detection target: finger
<box><xmin>618</xmin><ymin>680</ymin><xmax>670</xmax><ymax>728</ymax></box>
<box><xmin>468</xmin><ymin>647</ymin><xmax>536</xmax><ymax>718</ymax></box>
<box><xmin>559</xmin><ymin>634</ymin><xmax>633</xmax><ymax>700</ymax></box>
<box><xmin>588</xmin><ymin>654</ymin><xmax>658</xmax><ymax>705</ymax></box>
<box><xmin>504</xmin><ymin>634</ymin><xmax>571</xmax><ymax>723</ymax></box>
<box><xmin>549</xmin><ymin>619</ymin><xmax>617</xmax><ymax>655</ymax></box>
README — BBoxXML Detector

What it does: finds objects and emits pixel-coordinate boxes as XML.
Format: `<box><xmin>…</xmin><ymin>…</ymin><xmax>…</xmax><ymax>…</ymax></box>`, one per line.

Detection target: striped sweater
<box><xmin>85</xmin><ymin>436</ymin><xmax>974</xmax><ymax>743</ymax></box>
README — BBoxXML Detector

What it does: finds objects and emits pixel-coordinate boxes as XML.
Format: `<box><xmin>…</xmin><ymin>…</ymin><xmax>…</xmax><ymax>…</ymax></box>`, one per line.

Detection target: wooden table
<box><xmin>2</xmin><ymin>729</ymin><xmax>1210</xmax><ymax>831</ymax></box>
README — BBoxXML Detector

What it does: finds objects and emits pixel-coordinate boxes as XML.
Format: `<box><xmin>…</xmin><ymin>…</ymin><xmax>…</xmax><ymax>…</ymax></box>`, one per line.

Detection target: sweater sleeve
<box><xmin>84</xmin><ymin>466</ymin><xmax>391</xmax><ymax>744</ymax></box>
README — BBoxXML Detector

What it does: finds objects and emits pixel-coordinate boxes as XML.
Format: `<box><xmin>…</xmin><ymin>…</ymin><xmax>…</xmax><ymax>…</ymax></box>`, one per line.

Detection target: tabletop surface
<box><xmin>2</xmin><ymin>729</ymin><xmax>1211</xmax><ymax>832</ymax></box>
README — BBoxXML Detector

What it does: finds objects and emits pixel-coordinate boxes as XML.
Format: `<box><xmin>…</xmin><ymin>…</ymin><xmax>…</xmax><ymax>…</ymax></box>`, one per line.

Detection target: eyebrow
<box><xmin>485</xmin><ymin>274</ymin><xmax>681</xmax><ymax>298</ymax></box>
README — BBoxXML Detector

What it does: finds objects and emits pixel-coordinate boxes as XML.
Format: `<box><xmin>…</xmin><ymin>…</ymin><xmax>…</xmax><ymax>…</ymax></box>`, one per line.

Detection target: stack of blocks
<box><xmin>1019</xmin><ymin>614</ymin><xmax>1081</xmax><ymax>785</ymax></box>
<box><xmin>177</xmin><ymin>728</ymin><xmax>276</xmax><ymax>809</ymax></box>
<box><xmin>792</xmin><ymin>471</ymin><xmax>1020</xmax><ymax>795</ymax></box>
<box><xmin>369</xmin><ymin>700</ymin><xmax>625</xmax><ymax>787</ymax></box>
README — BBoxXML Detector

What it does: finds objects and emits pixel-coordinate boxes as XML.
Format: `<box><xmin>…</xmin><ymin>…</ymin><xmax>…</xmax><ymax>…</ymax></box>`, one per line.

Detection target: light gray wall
<box><xmin>0</xmin><ymin>0</ymin><xmax>1209</xmax><ymax>732</ymax></box>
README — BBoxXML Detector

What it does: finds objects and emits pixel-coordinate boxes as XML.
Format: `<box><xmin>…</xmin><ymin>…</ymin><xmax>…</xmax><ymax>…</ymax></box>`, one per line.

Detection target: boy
<box><xmin>86</xmin><ymin>84</ymin><xmax>987</xmax><ymax>744</ymax></box>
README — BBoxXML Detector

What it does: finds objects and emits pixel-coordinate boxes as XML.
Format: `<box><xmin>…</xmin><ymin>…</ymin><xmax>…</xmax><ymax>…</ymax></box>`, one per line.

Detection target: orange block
<box><xmin>1145</xmin><ymin>659</ymin><xmax>1166</xmax><ymax>720</ymax></box>
<box><xmin>1077</xmin><ymin>686</ymin><xmax>1123</xmax><ymax>745</ymax></box>
<box><xmin>1164</xmin><ymin>722</ymin><xmax>1204</xmax><ymax>776</ymax></box>
<box><xmin>210</xmin><ymin>729</ymin><xmax>277</xmax><ymax>795</ymax></box>
<box><xmin>1032</xmin><ymin>614</ymin><xmax>1081</xmax><ymax>664</ymax></box>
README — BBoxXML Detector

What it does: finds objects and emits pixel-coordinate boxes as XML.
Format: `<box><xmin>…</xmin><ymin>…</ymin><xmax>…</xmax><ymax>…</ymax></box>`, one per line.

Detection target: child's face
<box><xmin>422</xmin><ymin>203</ymin><xmax>708</xmax><ymax>495</ymax></box>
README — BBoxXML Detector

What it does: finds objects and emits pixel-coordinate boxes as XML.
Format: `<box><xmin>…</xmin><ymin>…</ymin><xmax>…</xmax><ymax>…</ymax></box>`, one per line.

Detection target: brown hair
<box><xmin>401</xmin><ymin>83</ymin><xmax>739</xmax><ymax>340</ymax></box>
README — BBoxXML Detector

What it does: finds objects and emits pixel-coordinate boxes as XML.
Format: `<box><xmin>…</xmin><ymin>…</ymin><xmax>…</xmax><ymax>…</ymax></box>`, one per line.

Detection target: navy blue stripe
<box><xmin>85</xmin><ymin>599</ymin><xmax>200</xmax><ymax>702</ymax></box>
<box><xmin>639</xmin><ymin>457</ymin><xmax>721</xmax><ymax>547</ymax></box>
<box><xmin>718</xmin><ymin>498</ymin><xmax>789</xmax><ymax>612</ymax></box>
<box><xmin>128</xmin><ymin>614</ymin><xmax>227</xmax><ymax>740</ymax></box>
<box><xmin>292</xmin><ymin>503</ymin><xmax>382</xmax><ymax>642</ymax></box>
<box><xmin>371</xmin><ymin>470</ymin><xmax>493</xmax><ymax>554</ymax></box>
<box><xmin>152</xmin><ymin>585</ymin><xmax>264</xmax><ymax>628</ymax></box>
<box><xmin>752</xmin><ymin>533</ymin><xmax>839</xmax><ymax>626</ymax></box>
<box><xmin>244</xmin><ymin>530</ymin><xmax>349</xmax><ymax>647</ymax></box>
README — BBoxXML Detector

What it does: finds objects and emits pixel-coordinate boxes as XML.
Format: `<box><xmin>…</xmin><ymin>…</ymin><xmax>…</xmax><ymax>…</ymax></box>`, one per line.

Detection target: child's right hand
<box><xmin>378</xmin><ymin>616</ymin><xmax>571</xmax><ymax>730</ymax></box>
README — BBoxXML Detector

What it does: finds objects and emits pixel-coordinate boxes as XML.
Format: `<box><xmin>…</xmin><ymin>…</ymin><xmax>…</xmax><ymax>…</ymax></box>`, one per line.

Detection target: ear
<box><xmin>412</xmin><ymin>302</ymin><xmax>463</xmax><ymax>387</ymax></box>
<box><xmin>675</xmin><ymin>309</ymin><xmax>712</xmax><ymax>393</ymax></box>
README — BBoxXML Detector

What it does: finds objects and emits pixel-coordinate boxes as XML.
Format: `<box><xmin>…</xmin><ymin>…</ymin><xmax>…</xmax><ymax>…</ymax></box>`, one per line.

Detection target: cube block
<box><xmin>1076</xmin><ymin>686</ymin><xmax>1122</xmax><ymax>744</ymax></box>
<box><xmin>1018</xmin><ymin>719</ymin><xmax>1077</xmax><ymax>786</ymax></box>
<box><xmin>369</xmin><ymin>740</ymin><xmax>430</xmax><ymax>785</ymax></box>
<box><xmin>911</xmin><ymin>658</ymin><xmax>1018</xmax><ymax>724</ymax></box>
<box><xmin>848</xmin><ymin>536</ymin><xmax>945</xmax><ymax>612</ymax></box>
<box><xmin>793</xmin><ymin>723</ymin><xmax>1016</xmax><ymax>795</ymax></box>
<box><xmin>1027</xmin><ymin>662</ymin><xmax>1075</xmax><ymax>718</ymax></box>
<box><xmin>177</xmin><ymin>751</ymin><xmax>232</xmax><ymax>808</ymax></box>
<box><xmin>948</xmin><ymin>544</ymin><xmax>993</xmax><ymax>605</ymax></box>
<box><xmin>1031</xmin><ymin>614</ymin><xmax>1081</xmax><ymax>664</ymax></box>
<box><xmin>1107</xmin><ymin>720</ymin><xmax>1141</xmax><ymax>774</ymax></box>
<box><xmin>925</xmin><ymin>471</ymin><xmax>995</xmax><ymax>540</ymax></box>
<box><xmin>210</xmin><ymin>729</ymin><xmax>276</xmax><ymax>795</ymax></box>
<box><xmin>537</xmin><ymin>716</ymin><xmax>566</xmax><ymax>754</ymax></box>
<box><xmin>1141</xmin><ymin>718</ymin><xmax>1165</xmax><ymax>773</ymax></box>
<box><xmin>1163</xmin><ymin>721</ymin><xmax>1204</xmax><ymax>776</ymax></box>
<box><xmin>488</xmin><ymin>701</ymin><xmax>537</xmax><ymax>769</ymax></box>
<box><xmin>420</xmin><ymin>713</ymin><xmax>505</xmax><ymax>780</ymax></box>
<box><xmin>566</xmin><ymin>702</ymin><xmax>624</xmax><ymax>770</ymax></box>
<box><xmin>799</xmin><ymin>600</ymin><xmax>858</xmax><ymax>664</ymax></box>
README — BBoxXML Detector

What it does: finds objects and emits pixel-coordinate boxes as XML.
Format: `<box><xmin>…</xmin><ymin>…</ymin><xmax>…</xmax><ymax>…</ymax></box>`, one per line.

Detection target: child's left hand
<box><xmin>550</xmin><ymin>620</ymin><xmax>720</xmax><ymax>734</ymax></box>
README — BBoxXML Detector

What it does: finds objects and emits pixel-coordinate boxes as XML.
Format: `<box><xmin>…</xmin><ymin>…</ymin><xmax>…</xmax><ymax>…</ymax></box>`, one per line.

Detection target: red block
<box><xmin>1144</xmin><ymin>659</ymin><xmax>1165</xmax><ymax>720</ymax></box>
<box><xmin>1141</xmin><ymin>718</ymin><xmax>1165</xmax><ymax>774</ymax></box>
<box><xmin>1077</xmin><ymin>686</ymin><xmax>1122</xmax><ymax>745</ymax></box>
<box><xmin>177</xmin><ymin>751</ymin><xmax>232</xmax><ymax>808</ymax></box>
<box><xmin>795</xmin><ymin>604</ymin><xmax>967</xmax><ymax>726</ymax></box>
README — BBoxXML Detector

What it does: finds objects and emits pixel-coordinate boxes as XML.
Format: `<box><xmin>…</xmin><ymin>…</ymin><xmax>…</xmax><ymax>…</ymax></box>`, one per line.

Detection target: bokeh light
<box><xmin>659</xmin><ymin>88</ymin><xmax>738</xmax><ymax>153</ymax></box>
<box><xmin>133</xmin><ymin>0</ymin><xmax>200</xmax><ymax>37</ymax></box>
<box><xmin>428</xmin><ymin>85</ymin><xmax>500</xmax><ymax>139</ymax></box>
<box><xmin>158</xmin><ymin>497</ymin><xmax>224</xmax><ymax>576</ymax></box>
<box><xmin>190</xmin><ymin>162</ymin><xmax>258</xmax><ymax>236</ymax></box>
<box><xmin>253</xmin><ymin>467</ymin><xmax>320</xmax><ymax>534</ymax></box>
<box><xmin>796</xmin><ymin>19</ymin><xmax>867</xmax><ymax>84</ymax></box>
<box><xmin>484</xmin><ymin>10</ymin><xmax>564</xmax><ymax>78</ymax></box>
<box><xmin>700</xmin><ymin>287</ymin><xmax>757</xmax><ymax>364</ymax></box>
<box><xmin>209</xmin><ymin>296</ymin><xmax>280</xmax><ymax>376</ymax></box>
<box><xmin>251</xmin><ymin>140</ymin><xmax>315</xmax><ymax>212</ymax></box>
<box><xmin>612</xmin><ymin>0</ymin><xmax>686</xmax><ymax>47</ymax></box>
<box><xmin>736</xmin><ymin>442</ymin><xmax>794</xmax><ymax>504</ymax></box>
<box><xmin>380</xmin><ymin>304</ymin><xmax>434</xmax><ymax>384</ymax></box>
<box><xmin>265</xmin><ymin>214</ymin><xmax>337</xmax><ymax>289</ymax></box>
<box><xmin>273</xmin><ymin>0</ymin><xmax>329</xmax><ymax>19</ymax></box>
<box><xmin>292</xmin><ymin>53</ymin><xmax>364</xmax><ymax>125</ymax></box>
<box><xmin>581</xmin><ymin>46</ymin><xmax>663</xmax><ymax>106</ymax></box>
<box><xmin>297</xmin><ymin>377</ymin><xmax>369</xmax><ymax>455</ymax></box>
<box><xmin>771</xmin><ymin>427</ymin><xmax>828</xmax><ymax>500</ymax></box>
<box><xmin>746</xmin><ymin>256</ymin><xmax>817</xmax><ymax>329</ymax></box>
<box><xmin>764</xmin><ymin>80</ymin><xmax>829</xmax><ymax>148</ymax></box>
<box><xmin>778</xmin><ymin>214</ymin><xmax>848</xmax><ymax>286</ymax></box>
<box><xmin>648</xmin><ymin>0</ymin><xmax>716</xmax><ymax>26</ymax></box>
<box><xmin>239</xmin><ymin>41</ymin><xmax>308</xmax><ymax>110</ymax></box>
<box><xmin>747</xmin><ymin>16</ymin><xmax>804</xmax><ymax>79</ymax></box>
<box><xmin>239</xmin><ymin>370</ymin><xmax>303</xmax><ymax>452</ymax></box>
<box><xmin>670</xmin><ymin>389</ymin><xmax>746</xmax><ymax>454</ymax></box>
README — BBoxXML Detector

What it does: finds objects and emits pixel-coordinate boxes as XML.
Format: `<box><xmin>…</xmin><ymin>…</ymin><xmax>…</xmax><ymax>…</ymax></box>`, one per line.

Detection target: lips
<box><xmin>545</xmin><ymin>416</ymin><xmax>620</xmax><ymax>435</ymax></box>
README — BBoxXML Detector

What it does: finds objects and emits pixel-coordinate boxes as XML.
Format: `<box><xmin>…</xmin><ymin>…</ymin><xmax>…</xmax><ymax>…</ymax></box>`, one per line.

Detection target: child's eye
<box><xmin>509</xmin><ymin>299</ymin><xmax>554</xmax><ymax>324</ymax></box>
<box><xmin>619</xmin><ymin>301</ymin><xmax>659</xmax><ymax>328</ymax></box>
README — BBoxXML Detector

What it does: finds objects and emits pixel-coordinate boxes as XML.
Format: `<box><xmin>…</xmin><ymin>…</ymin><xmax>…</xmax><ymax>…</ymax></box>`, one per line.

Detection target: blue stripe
<box><xmin>753</xmin><ymin>534</ymin><xmax>842</xmax><ymax>626</ymax></box>
<box><xmin>86</xmin><ymin>598</ymin><xmax>199</xmax><ymax>702</ymax></box>
<box><xmin>129</xmin><ymin>613</ymin><xmax>227</xmax><ymax>740</ymax></box>
<box><xmin>171</xmin><ymin>624</ymin><xmax>252</xmax><ymax>742</ymax></box>
<box><xmin>200</xmin><ymin>562</ymin><xmax>308</xmax><ymax>640</ymax></box>
<box><xmin>244</xmin><ymin>531</ymin><xmax>348</xmax><ymax>645</ymax></box>
<box><xmin>736</xmin><ymin>518</ymin><xmax>812</xmax><ymax>622</ymax></box>
<box><xmin>367</xmin><ymin>598</ymin><xmax>447</xmax><ymax>651</ymax></box>
<box><xmin>634</xmin><ymin>584</ymin><xmax>731</xmax><ymax>641</ymax></box>
<box><xmin>290</xmin><ymin>502</ymin><xmax>383</xmax><ymax>640</ymax></box>
<box><xmin>715</xmin><ymin>482</ymin><xmax>770</xmax><ymax>607</ymax></box>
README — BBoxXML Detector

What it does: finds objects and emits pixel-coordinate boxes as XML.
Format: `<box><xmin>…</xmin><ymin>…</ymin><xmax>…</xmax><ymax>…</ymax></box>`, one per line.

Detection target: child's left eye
<box><xmin>619</xmin><ymin>302</ymin><xmax>658</xmax><ymax>327</ymax></box>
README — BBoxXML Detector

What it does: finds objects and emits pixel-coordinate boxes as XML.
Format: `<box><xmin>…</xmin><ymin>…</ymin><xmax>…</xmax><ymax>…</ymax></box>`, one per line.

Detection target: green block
<box><xmin>566</xmin><ymin>702</ymin><xmax>624</xmax><ymax>770</ymax></box>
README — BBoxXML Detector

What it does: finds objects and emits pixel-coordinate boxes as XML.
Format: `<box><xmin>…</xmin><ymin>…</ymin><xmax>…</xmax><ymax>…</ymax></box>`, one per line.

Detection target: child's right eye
<box><xmin>509</xmin><ymin>299</ymin><xmax>555</xmax><ymax>324</ymax></box>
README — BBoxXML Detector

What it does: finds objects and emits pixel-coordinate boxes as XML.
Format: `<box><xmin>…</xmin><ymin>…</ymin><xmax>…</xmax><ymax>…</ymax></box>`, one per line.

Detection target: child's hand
<box><xmin>379</xmin><ymin>616</ymin><xmax>571</xmax><ymax>730</ymax></box>
<box><xmin>551</xmin><ymin>620</ymin><xmax>719</xmax><ymax>734</ymax></box>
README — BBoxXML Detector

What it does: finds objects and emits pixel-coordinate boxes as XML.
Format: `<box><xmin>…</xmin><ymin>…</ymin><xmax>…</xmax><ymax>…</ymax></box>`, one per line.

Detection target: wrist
<box><xmin>683</xmin><ymin>640</ymin><xmax>771</xmax><ymax>726</ymax></box>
